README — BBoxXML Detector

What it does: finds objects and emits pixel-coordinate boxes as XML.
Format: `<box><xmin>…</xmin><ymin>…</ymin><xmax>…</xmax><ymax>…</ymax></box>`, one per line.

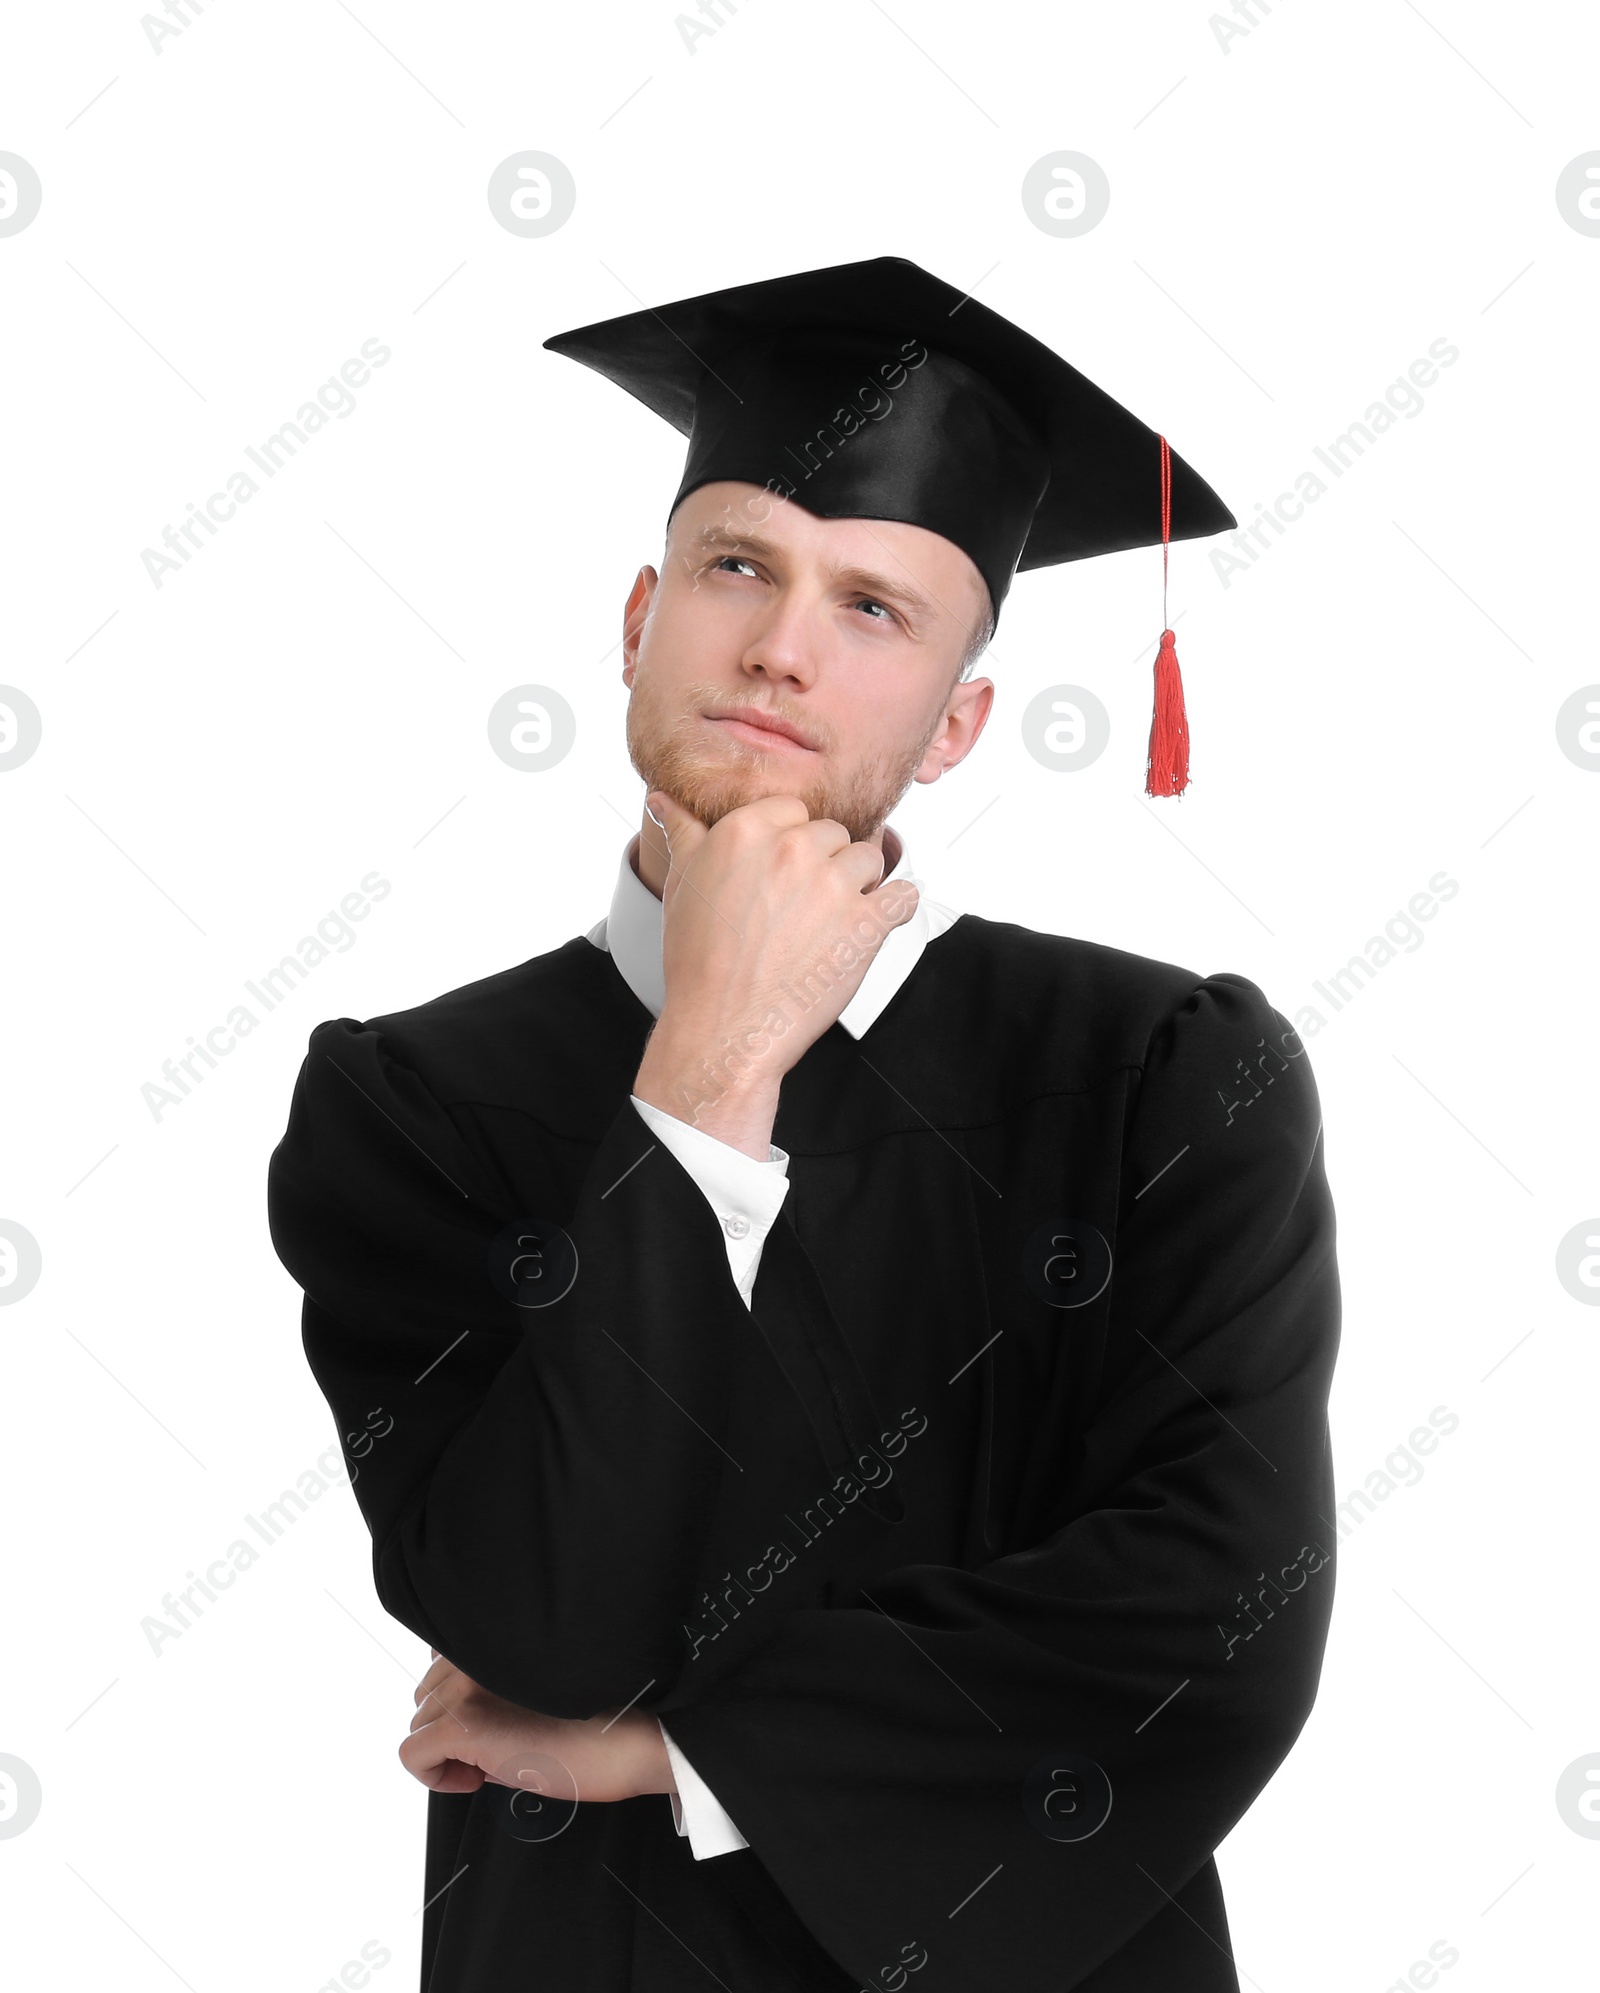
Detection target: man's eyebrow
<box><xmin>683</xmin><ymin>525</ymin><xmax>783</xmax><ymax>562</ymax></box>
<box><xmin>682</xmin><ymin>523</ymin><xmax>940</xmax><ymax>624</ymax></box>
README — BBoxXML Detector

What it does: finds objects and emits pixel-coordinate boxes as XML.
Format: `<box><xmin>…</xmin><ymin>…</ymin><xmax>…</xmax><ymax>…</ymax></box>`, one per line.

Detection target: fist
<box><xmin>401</xmin><ymin>1652</ymin><xmax>673</xmax><ymax>1804</ymax></box>
<box><xmin>642</xmin><ymin>788</ymin><xmax>919</xmax><ymax>1086</ymax></box>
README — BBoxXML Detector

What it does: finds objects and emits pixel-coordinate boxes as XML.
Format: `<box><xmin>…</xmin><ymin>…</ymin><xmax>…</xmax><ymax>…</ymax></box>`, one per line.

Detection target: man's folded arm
<box><xmin>266</xmin><ymin>1015</ymin><xmax>870</xmax><ymax>1718</ymax></box>
<box><xmin>653</xmin><ymin>973</ymin><xmax>1342</xmax><ymax>1990</ymax></box>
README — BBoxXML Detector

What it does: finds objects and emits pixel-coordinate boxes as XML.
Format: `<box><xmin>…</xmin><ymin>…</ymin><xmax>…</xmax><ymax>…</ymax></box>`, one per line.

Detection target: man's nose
<box><xmin>740</xmin><ymin>599</ymin><xmax>822</xmax><ymax>687</ymax></box>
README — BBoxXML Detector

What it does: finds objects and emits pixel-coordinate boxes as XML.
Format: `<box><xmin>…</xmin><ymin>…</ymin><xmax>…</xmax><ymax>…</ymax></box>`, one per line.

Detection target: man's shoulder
<box><xmin>364</xmin><ymin>932</ymin><xmax>593</xmax><ymax>1021</ymax></box>
<box><xmin>955</xmin><ymin>911</ymin><xmax>1204</xmax><ymax>1007</ymax></box>
<box><xmin>329</xmin><ymin>932</ymin><xmax>627</xmax><ymax>1109</ymax></box>
<box><xmin>934</xmin><ymin>912</ymin><xmax>1214</xmax><ymax>1075</ymax></box>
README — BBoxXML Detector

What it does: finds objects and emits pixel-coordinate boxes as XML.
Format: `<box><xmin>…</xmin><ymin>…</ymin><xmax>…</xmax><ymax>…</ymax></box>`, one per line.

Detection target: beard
<box><xmin>627</xmin><ymin>675</ymin><xmax>945</xmax><ymax>845</ymax></box>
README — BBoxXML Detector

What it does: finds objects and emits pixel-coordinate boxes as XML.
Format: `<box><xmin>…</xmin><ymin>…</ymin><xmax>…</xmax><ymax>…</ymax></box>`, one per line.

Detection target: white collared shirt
<box><xmin>585</xmin><ymin>818</ymin><xmax>960</xmax><ymax>1858</ymax></box>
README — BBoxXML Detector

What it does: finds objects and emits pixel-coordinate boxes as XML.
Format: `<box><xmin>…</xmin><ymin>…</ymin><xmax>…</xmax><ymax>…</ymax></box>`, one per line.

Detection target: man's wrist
<box><xmin>634</xmin><ymin>1018</ymin><xmax>783</xmax><ymax>1160</ymax></box>
<box><xmin>634</xmin><ymin>1715</ymin><xmax>676</xmax><ymax>1798</ymax></box>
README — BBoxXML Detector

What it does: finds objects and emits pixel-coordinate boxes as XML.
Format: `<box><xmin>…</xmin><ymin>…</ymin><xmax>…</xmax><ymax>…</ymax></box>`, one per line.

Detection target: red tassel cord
<box><xmin>1147</xmin><ymin>626</ymin><xmax>1190</xmax><ymax>797</ymax></box>
<box><xmin>1145</xmin><ymin>435</ymin><xmax>1191</xmax><ymax>798</ymax></box>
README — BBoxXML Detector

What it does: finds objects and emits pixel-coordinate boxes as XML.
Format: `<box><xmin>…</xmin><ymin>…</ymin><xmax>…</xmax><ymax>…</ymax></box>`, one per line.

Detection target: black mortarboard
<box><xmin>543</xmin><ymin>256</ymin><xmax>1236</xmax><ymax>796</ymax></box>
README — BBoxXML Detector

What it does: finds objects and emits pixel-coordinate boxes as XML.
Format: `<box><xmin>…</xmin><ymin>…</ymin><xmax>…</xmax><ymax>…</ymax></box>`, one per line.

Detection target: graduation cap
<box><xmin>543</xmin><ymin>256</ymin><xmax>1236</xmax><ymax>796</ymax></box>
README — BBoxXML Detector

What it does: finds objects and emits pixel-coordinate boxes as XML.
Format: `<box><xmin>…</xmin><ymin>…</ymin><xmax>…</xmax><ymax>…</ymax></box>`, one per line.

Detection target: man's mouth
<box><xmin>703</xmin><ymin>706</ymin><xmax>820</xmax><ymax>753</ymax></box>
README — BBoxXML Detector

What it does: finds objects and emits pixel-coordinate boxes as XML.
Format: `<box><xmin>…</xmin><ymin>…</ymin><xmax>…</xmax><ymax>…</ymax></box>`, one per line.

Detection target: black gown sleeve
<box><xmin>655</xmin><ymin>973</ymin><xmax>1342</xmax><ymax>1991</ymax></box>
<box><xmin>266</xmin><ymin>1015</ymin><xmax>895</xmax><ymax>1718</ymax></box>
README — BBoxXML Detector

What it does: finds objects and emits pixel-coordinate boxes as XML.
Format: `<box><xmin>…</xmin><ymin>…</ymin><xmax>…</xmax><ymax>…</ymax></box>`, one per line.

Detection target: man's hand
<box><xmin>633</xmin><ymin>790</ymin><xmax>919</xmax><ymax>1155</ymax></box>
<box><xmin>401</xmin><ymin>1650</ymin><xmax>675</xmax><ymax>1803</ymax></box>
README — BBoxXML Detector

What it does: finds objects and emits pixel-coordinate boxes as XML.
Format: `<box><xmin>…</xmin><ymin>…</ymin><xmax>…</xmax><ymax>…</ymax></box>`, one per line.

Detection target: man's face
<box><xmin>621</xmin><ymin>480</ymin><xmax>995</xmax><ymax>844</ymax></box>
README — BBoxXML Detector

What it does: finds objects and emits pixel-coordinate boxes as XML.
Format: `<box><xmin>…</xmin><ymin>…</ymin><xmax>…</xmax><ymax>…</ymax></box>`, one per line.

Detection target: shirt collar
<box><xmin>587</xmin><ymin>821</ymin><xmax>957</xmax><ymax>1040</ymax></box>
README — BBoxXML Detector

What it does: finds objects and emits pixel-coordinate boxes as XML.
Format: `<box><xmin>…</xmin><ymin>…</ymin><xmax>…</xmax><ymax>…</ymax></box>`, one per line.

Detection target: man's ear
<box><xmin>621</xmin><ymin>566</ymin><xmax>658</xmax><ymax>686</ymax></box>
<box><xmin>914</xmin><ymin>675</ymin><xmax>995</xmax><ymax>785</ymax></box>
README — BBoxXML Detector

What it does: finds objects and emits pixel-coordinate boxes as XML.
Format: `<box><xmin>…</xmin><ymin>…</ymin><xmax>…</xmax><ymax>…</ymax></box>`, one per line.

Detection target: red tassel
<box><xmin>1145</xmin><ymin>628</ymin><xmax>1190</xmax><ymax>797</ymax></box>
<box><xmin>1144</xmin><ymin>434</ymin><xmax>1192</xmax><ymax>797</ymax></box>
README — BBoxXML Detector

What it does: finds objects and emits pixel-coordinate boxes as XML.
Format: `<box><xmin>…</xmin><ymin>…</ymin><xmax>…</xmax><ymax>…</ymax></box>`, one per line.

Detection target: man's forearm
<box><xmin>633</xmin><ymin>1017</ymin><xmax>782</xmax><ymax>1159</ymax></box>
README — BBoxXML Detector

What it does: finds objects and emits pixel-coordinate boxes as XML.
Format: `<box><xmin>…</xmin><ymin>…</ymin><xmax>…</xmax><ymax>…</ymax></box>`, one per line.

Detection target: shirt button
<box><xmin>722</xmin><ymin>1212</ymin><xmax>751</xmax><ymax>1239</ymax></box>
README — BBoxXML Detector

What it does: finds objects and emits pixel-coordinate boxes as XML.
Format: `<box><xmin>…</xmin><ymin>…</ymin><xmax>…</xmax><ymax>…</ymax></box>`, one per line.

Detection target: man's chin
<box><xmin>633</xmin><ymin>740</ymin><xmax>896</xmax><ymax>843</ymax></box>
<box><xmin>640</xmin><ymin>763</ymin><xmax>809</xmax><ymax>831</ymax></box>
<box><xmin>683</xmin><ymin>779</ymin><xmax>791</xmax><ymax>831</ymax></box>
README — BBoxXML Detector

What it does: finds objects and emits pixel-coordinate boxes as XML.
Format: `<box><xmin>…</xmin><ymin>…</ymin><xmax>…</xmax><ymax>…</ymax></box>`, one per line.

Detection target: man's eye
<box><xmin>854</xmin><ymin>597</ymin><xmax>893</xmax><ymax>622</ymax></box>
<box><xmin>713</xmin><ymin>555</ymin><xmax>758</xmax><ymax>578</ymax></box>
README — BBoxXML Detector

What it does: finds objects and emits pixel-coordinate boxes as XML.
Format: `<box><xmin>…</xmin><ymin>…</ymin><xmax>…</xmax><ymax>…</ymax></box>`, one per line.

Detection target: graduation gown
<box><xmin>265</xmin><ymin>909</ymin><xmax>1340</xmax><ymax>1992</ymax></box>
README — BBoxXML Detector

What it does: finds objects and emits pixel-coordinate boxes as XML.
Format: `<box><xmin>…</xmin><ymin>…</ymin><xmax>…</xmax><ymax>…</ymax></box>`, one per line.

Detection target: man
<box><xmin>267</xmin><ymin>257</ymin><xmax>1340</xmax><ymax>1993</ymax></box>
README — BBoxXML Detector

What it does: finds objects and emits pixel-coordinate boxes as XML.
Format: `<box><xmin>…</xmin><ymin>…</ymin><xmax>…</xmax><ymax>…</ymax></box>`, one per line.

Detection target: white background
<box><xmin>2</xmin><ymin>2</ymin><xmax>1596</xmax><ymax>1988</ymax></box>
